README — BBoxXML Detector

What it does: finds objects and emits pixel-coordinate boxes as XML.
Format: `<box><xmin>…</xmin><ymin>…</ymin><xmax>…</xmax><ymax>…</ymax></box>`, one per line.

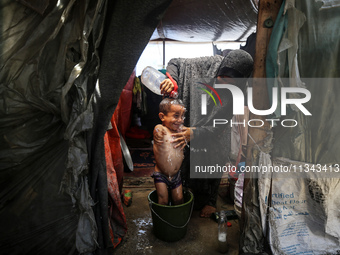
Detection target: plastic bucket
<box><xmin>148</xmin><ymin>190</ymin><xmax>194</xmax><ymax>242</ymax></box>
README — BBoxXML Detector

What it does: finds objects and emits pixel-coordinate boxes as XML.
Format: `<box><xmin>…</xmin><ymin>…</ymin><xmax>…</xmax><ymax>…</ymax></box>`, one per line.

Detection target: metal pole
<box><xmin>163</xmin><ymin>39</ymin><xmax>165</xmax><ymax>69</ymax></box>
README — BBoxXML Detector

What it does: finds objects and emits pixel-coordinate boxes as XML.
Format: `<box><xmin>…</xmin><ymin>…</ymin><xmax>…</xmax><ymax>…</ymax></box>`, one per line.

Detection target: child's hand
<box><xmin>153</xmin><ymin>125</ymin><xmax>166</xmax><ymax>145</ymax></box>
<box><xmin>171</xmin><ymin>126</ymin><xmax>193</xmax><ymax>150</ymax></box>
<box><xmin>160</xmin><ymin>78</ymin><xmax>174</xmax><ymax>95</ymax></box>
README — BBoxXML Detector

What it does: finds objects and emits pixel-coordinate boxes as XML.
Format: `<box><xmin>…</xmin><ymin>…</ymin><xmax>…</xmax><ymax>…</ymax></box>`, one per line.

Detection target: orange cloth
<box><xmin>104</xmin><ymin>132</ymin><xmax>127</xmax><ymax>248</ymax></box>
<box><xmin>104</xmin><ymin>70</ymin><xmax>135</xmax><ymax>248</ymax></box>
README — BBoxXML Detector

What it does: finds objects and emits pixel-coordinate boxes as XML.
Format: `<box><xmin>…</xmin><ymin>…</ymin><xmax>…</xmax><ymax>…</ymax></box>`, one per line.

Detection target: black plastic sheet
<box><xmin>1</xmin><ymin>0</ymin><xmax>172</xmax><ymax>254</ymax></box>
<box><xmin>0</xmin><ymin>0</ymin><xmax>106</xmax><ymax>253</ymax></box>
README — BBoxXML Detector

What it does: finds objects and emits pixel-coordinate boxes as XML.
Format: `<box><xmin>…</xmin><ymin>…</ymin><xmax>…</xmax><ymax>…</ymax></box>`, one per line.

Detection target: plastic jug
<box><xmin>141</xmin><ymin>66</ymin><xmax>178</xmax><ymax>98</ymax></box>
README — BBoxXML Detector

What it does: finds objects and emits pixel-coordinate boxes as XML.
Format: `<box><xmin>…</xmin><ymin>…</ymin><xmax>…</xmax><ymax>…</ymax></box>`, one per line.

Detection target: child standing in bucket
<box><xmin>152</xmin><ymin>98</ymin><xmax>186</xmax><ymax>205</ymax></box>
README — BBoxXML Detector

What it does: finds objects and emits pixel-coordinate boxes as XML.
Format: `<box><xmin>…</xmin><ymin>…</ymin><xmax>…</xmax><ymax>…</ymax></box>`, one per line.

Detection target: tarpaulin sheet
<box><xmin>272</xmin><ymin>0</ymin><xmax>340</xmax><ymax>164</ymax></box>
<box><xmin>241</xmin><ymin>0</ymin><xmax>340</xmax><ymax>254</ymax></box>
<box><xmin>242</xmin><ymin>0</ymin><xmax>340</xmax><ymax>254</ymax></box>
<box><xmin>151</xmin><ymin>0</ymin><xmax>258</xmax><ymax>42</ymax></box>
<box><xmin>268</xmin><ymin>1</ymin><xmax>340</xmax><ymax>253</ymax></box>
<box><xmin>0</xmin><ymin>0</ymin><xmax>172</xmax><ymax>254</ymax></box>
<box><xmin>0</xmin><ymin>0</ymin><xmax>106</xmax><ymax>253</ymax></box>
<box><xmin>88</xmin><ymin>0</ymin><xmax>172</xmax><ymax>252</ymax></box>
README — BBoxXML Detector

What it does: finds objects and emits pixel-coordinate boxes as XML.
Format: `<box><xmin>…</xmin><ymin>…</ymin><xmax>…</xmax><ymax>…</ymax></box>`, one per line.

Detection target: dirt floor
<box><xmin>114</xmin><ymin>176</ymin><xmax>241</xmax><ymax>255</ymax></box>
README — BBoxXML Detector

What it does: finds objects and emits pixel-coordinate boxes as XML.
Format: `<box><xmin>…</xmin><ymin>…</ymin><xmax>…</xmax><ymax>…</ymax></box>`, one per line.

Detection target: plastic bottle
<box><xmin>218</xmin><ymin>211</ymin><xmax>228</xmax><ymax>253</ymax></box>
<box><xmin>141</xmin><ymin>66</ymin><xmax>164</xmax><ymax>96</ymax></box>
<box><xmin>141</xmin><ymin>66</ymin><xmax>178</xmax><ymax>98</ymax></box>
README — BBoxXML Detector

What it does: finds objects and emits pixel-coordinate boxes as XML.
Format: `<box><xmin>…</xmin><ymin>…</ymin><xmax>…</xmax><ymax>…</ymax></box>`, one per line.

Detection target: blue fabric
<box><xmin>266</xmin><ymin>0</ymin><xmax>287</xmax><ymax>118</ymax></box>
<box><xmin>151</xmin><ymin>171</ymin><xmax>182</xmax><ymax>190</ymax></box>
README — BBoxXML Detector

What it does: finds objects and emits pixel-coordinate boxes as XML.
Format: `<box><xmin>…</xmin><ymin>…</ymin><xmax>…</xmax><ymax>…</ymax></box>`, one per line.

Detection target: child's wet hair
<box><xmin>159</xmin><ymin>98</ymin><xmax>185</xmax><ymax>115</ymax></box>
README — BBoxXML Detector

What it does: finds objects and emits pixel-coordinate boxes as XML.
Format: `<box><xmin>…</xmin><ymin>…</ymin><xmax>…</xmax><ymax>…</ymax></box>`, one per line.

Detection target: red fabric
<box><xmin>104</xmin><ymin>132</ymin><xmax>127</xmax><ymax>248</ymax></box>
<box><xmin>108</xmin><ymin>70</ymin><xmax>135</xmax><ymax>191</ymax></box>
<box><xmin>103</xmin><ymin>70</ymin><xmax>135</xmax><ymax>247</ymax></box>
<box><xmin>107</xmin><ymin>121</ymin><xmax>124</xmax><ymax>192</ymax></box>
<box><xmin>113</xmin><ymin>70</ymin><xmax>135</xmax><ymax>138</ymax></box>
<box><xmin>103</xmin><ymin>70</ymin><xmax>135</xmax><ymax>248</ymax></box>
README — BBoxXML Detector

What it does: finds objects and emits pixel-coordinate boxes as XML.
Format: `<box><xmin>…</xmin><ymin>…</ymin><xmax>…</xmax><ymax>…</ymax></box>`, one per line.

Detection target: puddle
<box><xmin>131</xmin><ymin>217</ymin><xmax>153</xmax><ymax>251</ymax></box>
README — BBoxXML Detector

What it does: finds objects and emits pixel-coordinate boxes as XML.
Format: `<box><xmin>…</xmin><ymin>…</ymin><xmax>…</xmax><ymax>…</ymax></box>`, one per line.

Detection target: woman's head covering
<box><xmin>216</xmin><ymin>49</ymin><xmax>254</xmax><ymax>78</ymax></box>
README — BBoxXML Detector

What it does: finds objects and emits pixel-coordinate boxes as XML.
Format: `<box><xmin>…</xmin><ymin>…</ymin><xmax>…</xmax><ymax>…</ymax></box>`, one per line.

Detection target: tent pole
<box><xmin>163</xmin><ymin>39</ymin><xmax>165</xmax><ymax>68</ymax></box>
<box><xmin>240</xmin><ymin>0</ymin><xmax>283</xmax><ymax>252</ymax></box>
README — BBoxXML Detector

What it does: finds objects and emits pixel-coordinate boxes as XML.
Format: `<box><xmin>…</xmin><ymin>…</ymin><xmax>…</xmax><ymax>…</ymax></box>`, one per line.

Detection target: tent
<box><xmin>1</xmin><ymin>0</ymin><xmax>339</xmax><ymax>254</ymax></box>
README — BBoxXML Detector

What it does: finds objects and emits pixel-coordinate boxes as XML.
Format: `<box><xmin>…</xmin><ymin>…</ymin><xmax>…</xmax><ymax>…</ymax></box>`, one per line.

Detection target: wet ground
<box><xmin>114</xmin><ymin>177</ymin><xmax>240</xmax><ymax>255</ymax></box>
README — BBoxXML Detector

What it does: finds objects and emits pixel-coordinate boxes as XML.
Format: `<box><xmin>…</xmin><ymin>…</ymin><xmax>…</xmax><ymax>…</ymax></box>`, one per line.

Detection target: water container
<box><xmin>141</xmin><ymin>66</ymin><xmax>165</xmax><ymax>96</ymax></box>
<box><xmin>141</xmin><ymin>66</ymin><xmax>178</xmax><ymax>98</ymax></box>
<box><xmin>148</xmin><ymin>190</ymin><xmax>194</xmax><ymax>242</ymax></box>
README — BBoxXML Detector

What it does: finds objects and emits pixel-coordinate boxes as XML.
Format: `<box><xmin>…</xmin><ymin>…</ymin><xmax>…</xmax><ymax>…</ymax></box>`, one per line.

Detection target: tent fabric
<box><xmin>241</xmin><ymin>0</ymin><xmax>340</xmax><ymax>254</ymax></box>
<box><xmin>268</xmin><ymin>1</ymin><xmax>340</xmax><ymax>252</ymax></box>
<box><xmin>0</xmin><ymin>0</ymin><xmax>172</xmax><ymax>254</ymax></box>
<box><xmin>151</xmin><ymin>0</ymin><xmax>258</xmax><ymax>42</ymax></box>
<box><xmin>0</xmin><ymin>0</ymin><xmax>107</xmax><ymax>253</ymax></box>
<box><xmin>272</xmin><ymin>0</ymin><xmax>340</xmax><ymax>163</ymax></box>
<box><xmin>89</xmin><ymin>1</ymin><xmax>172</xmax><ymax>253</ymax></box>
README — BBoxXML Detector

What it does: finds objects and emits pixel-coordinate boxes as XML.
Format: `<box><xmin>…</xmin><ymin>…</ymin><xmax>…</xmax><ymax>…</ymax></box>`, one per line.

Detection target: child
<box><xmin>152</xmin><ymin>98</ymin><xmax>186</xmax><ymax>205</ymax></box>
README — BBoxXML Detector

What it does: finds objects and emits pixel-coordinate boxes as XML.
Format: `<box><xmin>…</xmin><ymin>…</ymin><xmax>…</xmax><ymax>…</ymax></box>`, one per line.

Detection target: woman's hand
<box><xmin>160</xmin><ymin>78</ymin><xmax>174</xmax><ymax>95</ymax></box>
<box><xmin>171</xmin><ymin>126</ymin><xmax>194</xmax><ymax>150</ymax></box>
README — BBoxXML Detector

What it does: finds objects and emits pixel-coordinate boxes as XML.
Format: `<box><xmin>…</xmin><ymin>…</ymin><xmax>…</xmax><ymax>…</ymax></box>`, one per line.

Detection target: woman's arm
<box><xmin>160</xmin><ymin>58</ymin><xmax>182</xmax><ymax>95</ymax></box>
<box><xmin>171</xmin><ymin>126</ymin><xmax>194</xmax><ymax>150</ymax></box>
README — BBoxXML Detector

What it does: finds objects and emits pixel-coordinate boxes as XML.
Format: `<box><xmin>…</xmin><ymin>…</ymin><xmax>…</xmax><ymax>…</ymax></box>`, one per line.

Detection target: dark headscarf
<box><xmin>217</xmin><ymin>49</ymin><xmax>254</xmax><ymax>78</ymax></box>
